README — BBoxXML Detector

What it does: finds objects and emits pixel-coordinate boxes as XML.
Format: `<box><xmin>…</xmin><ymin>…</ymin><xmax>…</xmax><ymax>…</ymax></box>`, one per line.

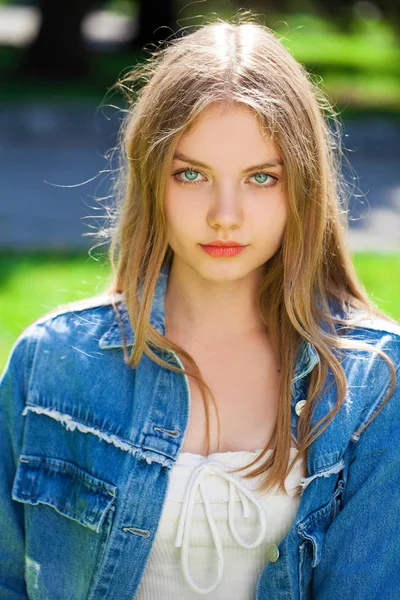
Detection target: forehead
<box><xmin>186</xmin><ymin>101</ymin><xmax>264</xmax><ymax>133</ymax></box>
<box><xmin>179</xmin><ymin>102</ymin><xmax>272</xmax><ymax>145</ymax></box>
<box><xmin>174</xmin><ymin>102</ymin><xmax>277</xmax><ymax>162</ymax></box>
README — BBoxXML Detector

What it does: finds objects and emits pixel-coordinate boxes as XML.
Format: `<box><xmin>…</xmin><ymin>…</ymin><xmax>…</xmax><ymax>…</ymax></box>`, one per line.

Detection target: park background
<box><xmin>0</xmin><ymin>0</ymin><xmax>399</xmax><ymax>370</ymax></box>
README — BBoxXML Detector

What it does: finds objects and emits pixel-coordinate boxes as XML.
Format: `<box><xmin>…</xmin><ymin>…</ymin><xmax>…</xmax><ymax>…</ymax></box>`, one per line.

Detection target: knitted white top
<box><xmin>136</xmin><ymin>447</ymin><xmax>305</xmax><ymax>598</ymax></box>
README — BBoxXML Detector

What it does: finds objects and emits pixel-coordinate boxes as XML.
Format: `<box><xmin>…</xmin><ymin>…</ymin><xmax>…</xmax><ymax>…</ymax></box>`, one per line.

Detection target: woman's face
<box><xmin>164</xmin><ymin>102</ymin><xmax>287</xmax><ymax>284</ymax></box>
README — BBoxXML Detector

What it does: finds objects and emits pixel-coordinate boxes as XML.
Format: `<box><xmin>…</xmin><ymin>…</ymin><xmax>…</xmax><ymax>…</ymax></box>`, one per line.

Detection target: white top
<box><xmin>136</xmin><ymin>447</ymin><xmax>306</xmax><ymax>598</ymax></box>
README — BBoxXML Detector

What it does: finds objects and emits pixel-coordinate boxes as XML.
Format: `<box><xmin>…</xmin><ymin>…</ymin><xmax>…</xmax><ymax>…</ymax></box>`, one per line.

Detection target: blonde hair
<box><xmin>101</xmin><ymin>14</ymin><xmax>397</xmax><ymax>495</ymax></box>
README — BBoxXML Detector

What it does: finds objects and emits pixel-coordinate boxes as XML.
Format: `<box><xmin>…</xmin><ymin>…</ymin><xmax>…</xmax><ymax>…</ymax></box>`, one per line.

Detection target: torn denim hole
<box><xmin>299</xmin><ymin>458</ymin><xmax>345</xmax><ymax>491</ymax></box>
<box><xmin>25</xmin><ymin>556</ymin><xmax>40</xmax><ymax>590</ymax></box>
<box><xmin>21</xmin><ymin>405</ymin><xmax>173</xmax><ymax>468</ymax></box>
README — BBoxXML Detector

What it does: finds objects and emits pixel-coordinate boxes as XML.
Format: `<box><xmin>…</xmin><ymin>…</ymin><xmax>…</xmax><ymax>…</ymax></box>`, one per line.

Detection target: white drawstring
<box><xmin>174</xmin><ymin>459</ymin><xmax>267</xmax><ymax>594</ymax></box>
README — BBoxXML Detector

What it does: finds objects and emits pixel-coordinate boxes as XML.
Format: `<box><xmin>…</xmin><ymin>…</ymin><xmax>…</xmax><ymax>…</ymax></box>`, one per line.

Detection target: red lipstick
<box><xmin>199</xmin><ymin>240</ymin><xmax>247</xmax><ymax>257</ymax></box>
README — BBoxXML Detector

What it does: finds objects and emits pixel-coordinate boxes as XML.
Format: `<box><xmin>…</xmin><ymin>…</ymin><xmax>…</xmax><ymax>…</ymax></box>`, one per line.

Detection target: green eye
<box><xmin>184</xmin><ymin>169</ymin><xmax>199</xmax><ymax>181</ymax></box>
<box><xmin>248</xmin><ymin>173</ymin><xmax>278</xmax><ymax>188</ymax></box>
<box><xmin>173</xmin><ymin>168</ymin><xmax>203</xmax><ymax>185</ymax></box>
<box><xmin>173</xmin><ymin>168</ymin><xmax>277</xmax><ymax>188</ymax></box>
<box><xmin>253</xmin><ymin>173</ymin><xmax>269</xmax><ymax>184</ymax></box>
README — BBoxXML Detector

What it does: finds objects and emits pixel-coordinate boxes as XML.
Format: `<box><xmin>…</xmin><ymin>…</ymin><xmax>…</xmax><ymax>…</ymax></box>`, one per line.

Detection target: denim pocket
<box><xmin>297</xmin><ymin>477</ymin><xmax>345</xmax><ymax>600</ymax></box>
<box><xmin>11</xmin><ymin>454</ymin><xmax>118</xmax><ymax>599</ymax></box>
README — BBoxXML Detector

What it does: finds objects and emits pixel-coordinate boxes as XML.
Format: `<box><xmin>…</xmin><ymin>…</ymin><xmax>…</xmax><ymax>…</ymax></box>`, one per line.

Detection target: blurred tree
<box><xmin>18</xmin><ymin>0</ymin><xmax>176</xmax><ymax>80</ymax></box>
<box><xmin>18</xmin><ymin>0</ymin><xmax>96</xmax><ymax>78</ymax></box>
<box><xmin>320</xmin><ymin>0</ymin><xmax>398</xmax><ymax>32</ymax></box>
<box><xmin>16</xmin><ymin>0</ymin><xmax>399</xmax><ymax>79</ymax></box>
<box><xmin>125</xmin><ymin>0</ymin><xmax>176</xmax><ymax>51</ymax></box>
<box><xmin>236</xmin><ymin>0</ymin><xmax>398</xmax><ymax>32</ymax></box>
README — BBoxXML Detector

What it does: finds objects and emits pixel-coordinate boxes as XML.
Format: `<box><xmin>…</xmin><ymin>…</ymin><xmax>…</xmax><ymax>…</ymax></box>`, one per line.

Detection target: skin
<box><xmin>164</xmin><ymin>101</ymin><xmax>287</xmax><ymax>346</ymax></box>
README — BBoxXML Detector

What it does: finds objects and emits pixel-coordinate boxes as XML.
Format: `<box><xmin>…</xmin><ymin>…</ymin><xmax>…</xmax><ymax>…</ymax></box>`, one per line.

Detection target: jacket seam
<box><xmin>351</xmin><ymin>361</ymin><xmax>400</xmax><ymax>442</ymax></box>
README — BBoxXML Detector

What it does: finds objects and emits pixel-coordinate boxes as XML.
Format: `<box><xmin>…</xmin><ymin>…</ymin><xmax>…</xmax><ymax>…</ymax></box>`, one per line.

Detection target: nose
<box><xmin>207</xmin><ymin>185</ymin><xmax>243</xmax><ymax>231</ymax></box>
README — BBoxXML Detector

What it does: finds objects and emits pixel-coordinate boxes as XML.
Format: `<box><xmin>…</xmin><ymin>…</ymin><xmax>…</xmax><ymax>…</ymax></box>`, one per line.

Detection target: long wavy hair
<box><xmin>100</xmin><ymin>14</ymin><xmax>397</xmax><ymax>495</ymax></box>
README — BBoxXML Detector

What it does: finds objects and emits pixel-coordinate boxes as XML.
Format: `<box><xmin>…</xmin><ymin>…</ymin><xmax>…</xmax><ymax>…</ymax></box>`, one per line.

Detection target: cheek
<box><xmin>277</xmin><ymin>201</ymin><xmax>288</xmax><ymax>232</ymax></box>
<box><xmin>163</xmin><ymin>186</ymin><xmax>175</xmax><ymax>224</ymax></box>
<box><xmin>253</xmin><ymin>193</ymin><xmax>287</xmax><ymax>237</ymax></box>
<box><xmin>271</xmin><ymin>189</ymin><xmax>287</xmax><ymax>227</ymax></box>
<box><xmin>164</xmin><ymin>193</ymin><xmax>193</xmax><ymax>246</ymax></box>
<box><xmin>272</xmin><ymin>207</ymin><xmax>288</xmax><ymax>245</ymax></box>
<box><xmin>164</xmin><ymin>188</ymin><xmax>202</xmax><ymax>232</ymax></box>
<box><xmin>164</xmin><ymin>189</ymin><xmax>181</xmax><ymax>235</ymax></box>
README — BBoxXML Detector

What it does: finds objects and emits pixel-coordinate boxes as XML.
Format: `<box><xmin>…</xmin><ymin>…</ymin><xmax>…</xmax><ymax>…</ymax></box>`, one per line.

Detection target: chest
<box><xmin>175</xmin><ymin>333</ymin><xmax>284</xmax><ymax>455</ymax></box>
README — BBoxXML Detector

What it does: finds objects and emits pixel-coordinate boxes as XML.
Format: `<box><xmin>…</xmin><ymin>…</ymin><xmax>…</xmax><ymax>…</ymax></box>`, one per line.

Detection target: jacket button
<box><xmin>267</xmin><ymin>544</ymin><xmax>280</xmax><ymax>562</ymax></box>
<box><xmin>295</xmin><ymin>400</ymin><xmax>307</xmax><ymax>416</ymax></box>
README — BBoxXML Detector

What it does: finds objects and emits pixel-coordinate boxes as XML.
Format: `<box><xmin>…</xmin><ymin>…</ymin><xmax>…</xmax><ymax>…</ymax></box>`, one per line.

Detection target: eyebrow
<box><xmin>173</xmin><ymin>151</ymin><xmax>284</xmax><ymax>173</ymax></box>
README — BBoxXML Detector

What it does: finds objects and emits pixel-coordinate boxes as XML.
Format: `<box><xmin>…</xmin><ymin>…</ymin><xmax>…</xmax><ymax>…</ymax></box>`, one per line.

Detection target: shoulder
<box><xmin>30</xmin><ymin>292</ymin><xmax>121</xmax><ymax>330</ymax></box>
<box><xmin>31</xmin><ymin>292</ymin><xmax>123</xmax><ymax>328</ymax></box>
<box><xmin>337</xmin><ymin>313</ymin><xmax>400</xmax><ymax>439</ymax></box>
<box><xmin>336</xmin><ymin>310</ymin><xmax>400</xmax><ymax>384</ymax></box>
<box><xmin>328</xmin><ymin>304</ymin><xmax>400</xmax><ymax>369</ymax></box>
<box><xmin>345</xmin><ymin>313</ymin><xmax>400</xmax><ymax>366</ymax></box>
<box><xmin>2</xmin><ymin>293</ymin><xmax>124</xmax><ymax>378</ymax></box>
<box><xmin>349</xmin><ymin>313</ymin><xmax>400</xmax><ymax>338</ymax></box>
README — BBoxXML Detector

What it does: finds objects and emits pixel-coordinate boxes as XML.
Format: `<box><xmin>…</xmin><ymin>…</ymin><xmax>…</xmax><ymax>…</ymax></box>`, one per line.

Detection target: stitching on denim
<box><xmin>153</xmin><ymin>426</ymin><xmax>180</xmax><ymax>438</ymax></box>
<box><xmin>122</xmin><ymin>527</ymin><xmax>151</xmax><ymax>538</ymax></box>
<box><xmin>20</xmin><ymin>455</ymin><xmax>117</xmax><ymax>496</ymax></box>
<box><xmin>22</xmin><ymin>405</ymin><xmax>172</xmax><ymax>468</ymax></box>
<box><xmin>299</xmin><ymin>458</ymin><xmax>345</xmax><ymax>491</ymax></box>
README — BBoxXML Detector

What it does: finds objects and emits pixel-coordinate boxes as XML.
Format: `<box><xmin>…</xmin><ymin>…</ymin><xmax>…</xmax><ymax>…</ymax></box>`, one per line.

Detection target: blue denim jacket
<box><xmin>1</xmin><ymin>262</ymin><xmax>400</xmax><ymax>600</ymax></box>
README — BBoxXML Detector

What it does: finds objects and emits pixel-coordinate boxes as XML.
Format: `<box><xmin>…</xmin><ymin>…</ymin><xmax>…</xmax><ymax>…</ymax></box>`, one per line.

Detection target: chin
<box><xmin>195</xmin><ymin>261</ymin><xmax>255</xmax><ymax>281</ymax></box>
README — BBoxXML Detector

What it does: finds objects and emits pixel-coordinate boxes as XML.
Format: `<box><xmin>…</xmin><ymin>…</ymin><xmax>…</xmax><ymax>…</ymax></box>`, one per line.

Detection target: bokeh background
<box><xmin>0</xmin><ymin>0</ymin><xmax>399</xmax><ymax>370</ymax></box>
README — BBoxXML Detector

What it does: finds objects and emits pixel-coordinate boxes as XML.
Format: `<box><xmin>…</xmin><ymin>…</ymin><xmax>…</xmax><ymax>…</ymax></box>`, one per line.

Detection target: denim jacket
<box><xmin>1</xmin><ymin>261</ymin><xmax>400</xmax><ymax>600</ymax></box>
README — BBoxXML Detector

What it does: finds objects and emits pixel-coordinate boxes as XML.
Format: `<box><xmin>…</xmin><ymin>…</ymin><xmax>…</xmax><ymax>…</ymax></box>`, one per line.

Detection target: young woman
<box><xmin>1</xmin><ymin>16</ymin><xmax>399</xmax><ymax>600</ymax></box>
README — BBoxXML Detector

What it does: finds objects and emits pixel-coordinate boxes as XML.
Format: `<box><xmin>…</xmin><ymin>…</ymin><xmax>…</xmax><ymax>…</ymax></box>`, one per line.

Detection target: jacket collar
<box><xmin>98</xmin><ymin>261</ymin><xmax>320</xmax><ymax>384</ymax></box>
<box><xmin>98</xmin><ymin>263</ymin><xmax>169</xmax><ymax>350</ymax></box>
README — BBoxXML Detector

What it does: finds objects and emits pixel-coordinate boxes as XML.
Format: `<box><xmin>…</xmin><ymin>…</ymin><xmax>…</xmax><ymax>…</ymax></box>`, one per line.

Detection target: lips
<box><xmin>201</xmin><ymin>241</ymin><xmax>245</xmax><ymax>247</ymax></box>
<box><xmin>200</xmin><ymin>244</ymin><xmax>247</xmax><ymax>257</ymax></box>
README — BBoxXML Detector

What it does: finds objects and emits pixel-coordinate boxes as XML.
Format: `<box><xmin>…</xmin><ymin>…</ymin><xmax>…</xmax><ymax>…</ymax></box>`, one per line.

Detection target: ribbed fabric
<box><xmin>136</xmin><ymin>448</ymin><xmax>305</xmax><ymax>598</ymax></box>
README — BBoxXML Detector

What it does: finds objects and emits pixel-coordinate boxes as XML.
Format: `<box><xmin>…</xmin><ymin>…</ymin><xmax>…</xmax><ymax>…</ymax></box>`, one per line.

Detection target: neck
<box><xmin>164</xmin><ymin>257</ymin><xmax>268</xmax><ymax>345</ymax></box>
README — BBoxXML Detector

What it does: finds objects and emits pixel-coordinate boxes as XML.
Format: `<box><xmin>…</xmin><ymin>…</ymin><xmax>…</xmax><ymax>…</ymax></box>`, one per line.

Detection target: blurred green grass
<box><xmin>0</xmin><ymin>251</ymin><xmax>399</xmax><ymax>371</ymax></box>
<box><xmin>274</xmin><ymin>14</ymin><xmax>400</xmax><ymax>112</ymax></box>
